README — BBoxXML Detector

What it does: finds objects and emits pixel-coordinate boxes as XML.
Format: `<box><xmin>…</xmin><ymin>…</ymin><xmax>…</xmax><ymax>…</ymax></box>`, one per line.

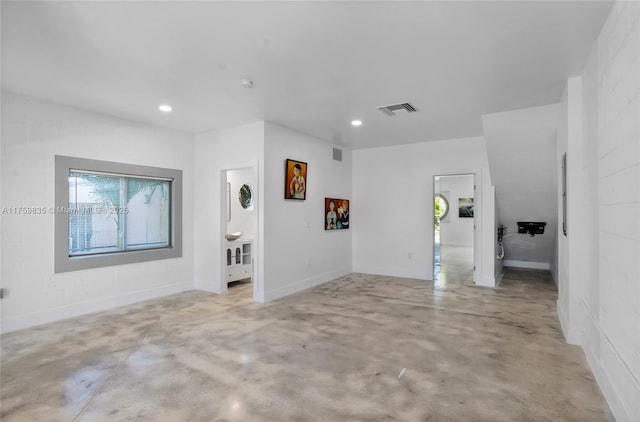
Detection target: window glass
<box><xmin>68</xmin><ymin>172</ymin><xmax>170</xmax><ymax>256</ymax></box>
<box><xmin>69</xmin><ymin>173</ymin><xmax>121</xmax><ymax>255</ymax></box>
<box><xmin>126</xmin><ymin>178</ymin><xmax>170</xmax><ymax>250</ymax></box>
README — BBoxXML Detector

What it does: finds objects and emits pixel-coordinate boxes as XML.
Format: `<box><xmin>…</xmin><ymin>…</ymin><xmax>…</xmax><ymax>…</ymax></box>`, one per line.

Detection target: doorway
<box><xmin>222</xmin><ymin>166</ymin><xmax>258</xmax><ymax>299</ymax></box>
<box><xmin>433</xmin><ymin>174</ymin><xmax>475</xmax><ymax>289</ymax></box>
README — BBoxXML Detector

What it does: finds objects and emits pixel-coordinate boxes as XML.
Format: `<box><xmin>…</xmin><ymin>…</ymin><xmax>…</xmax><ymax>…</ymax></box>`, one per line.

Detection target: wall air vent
<box><xmin>378</xmin><ymin>102</ymin><xmax>417</xmax><ymax>116</ymax></box>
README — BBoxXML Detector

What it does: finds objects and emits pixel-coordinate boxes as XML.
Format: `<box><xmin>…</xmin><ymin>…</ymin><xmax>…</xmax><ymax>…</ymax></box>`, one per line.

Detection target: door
<box><xmin>433</xmin><ymin>174</ymin><xmax>475</xmax><ymax>289</ymax></box>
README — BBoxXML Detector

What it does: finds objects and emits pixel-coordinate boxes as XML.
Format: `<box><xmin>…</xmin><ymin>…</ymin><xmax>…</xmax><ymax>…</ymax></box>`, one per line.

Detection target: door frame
<box><xmin>220</xmin><ymin>163</ymin><xmax>260</xmax><ymax>302</ymax></box>
<box><xmin>432</xmin><ymin>173</ymin><xmax>478</xmax><ymax>286</ymax></box>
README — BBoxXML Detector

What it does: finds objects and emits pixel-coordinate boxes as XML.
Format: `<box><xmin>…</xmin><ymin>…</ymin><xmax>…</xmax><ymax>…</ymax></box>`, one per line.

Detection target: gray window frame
<box><xmin>55</xmin><ymin>155</ymin><xmax>182</xmax><ymax>273</ymax></box>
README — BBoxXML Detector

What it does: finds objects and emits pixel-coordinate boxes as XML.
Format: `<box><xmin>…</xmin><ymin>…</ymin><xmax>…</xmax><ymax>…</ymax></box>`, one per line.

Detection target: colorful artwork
<box><xmin>285</xmin><ymin>159</ymin><xmax>307</xmax><ymax>200</ymax></box>
<box><xmin>325</xmin><ymin>198</ymin><xmax>349</xmax><ymax>230</ymax></box>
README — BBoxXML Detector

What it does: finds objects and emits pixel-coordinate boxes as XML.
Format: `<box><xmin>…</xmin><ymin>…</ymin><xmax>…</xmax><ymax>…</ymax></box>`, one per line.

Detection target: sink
<box><xmin>225</xmin><ymin>231</ymin><xmax>243</xmax><ymax>241</ymax></box>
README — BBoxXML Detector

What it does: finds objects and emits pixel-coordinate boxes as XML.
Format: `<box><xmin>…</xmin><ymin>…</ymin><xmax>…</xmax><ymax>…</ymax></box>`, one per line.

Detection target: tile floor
<box><xmin>1</xmin><ymin>270</ymin><xmax>613</xmax><ymax>421</ymax></box>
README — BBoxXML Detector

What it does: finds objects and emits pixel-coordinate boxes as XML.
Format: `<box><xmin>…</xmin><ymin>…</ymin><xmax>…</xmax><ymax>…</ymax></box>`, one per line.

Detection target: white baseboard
<box><xmin>556</xmin><ymin>299</ymin><xmax>579</xmax><ymax>345</ymax></box>
<box><xmin>0</xmin><ymin>282</ymin><xmax>193</xmax><ymax>334</ymax></box>
<box><xmin>503</xmin><ymin>260</ymin><xmax>550</xmax><ymax>270</ymax></box>
<box><xmin>581</xmin><ymin>302</ymin><xmax>636</xmax><ymax>422</ymax></box>
<box><xmin>263</xmin><ymin>269</ymin><xmax>350</xmax><ymax>302</ymax></box>
<box><xmin>352</xmin><ymin>266</ymin><xmax>430</xmax><ymax>281</ymax></box>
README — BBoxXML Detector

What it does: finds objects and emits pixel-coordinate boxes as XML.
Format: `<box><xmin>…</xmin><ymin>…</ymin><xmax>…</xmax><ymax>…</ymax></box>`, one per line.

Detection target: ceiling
<box><xmin>1</xmin><ymin>1</ymin><xmax>612</xmax><ymax>150</ymax></box>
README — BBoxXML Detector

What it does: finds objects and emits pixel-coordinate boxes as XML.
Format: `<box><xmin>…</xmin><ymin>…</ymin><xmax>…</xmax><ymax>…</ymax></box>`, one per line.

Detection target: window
<box><xmin>434</xmin><ymin>194</ymin><xmax>449</xmax><ymax>230</ymax></box>
<box><xmin>56</xmin><ymin>156</ymin><xmax>182</xmax><ymax>272</ymax></box>
<box><xmin>68</xmin><ymin>172</ymin><xmax>170</xmax><ymax>255</ymax></box>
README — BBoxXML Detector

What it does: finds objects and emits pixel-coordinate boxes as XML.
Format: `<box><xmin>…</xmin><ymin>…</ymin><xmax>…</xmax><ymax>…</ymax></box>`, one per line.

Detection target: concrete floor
<box><xmin>435</xmin><ymin>245</ymin><xmax>474</xmax><ymax>289</ymax></box>
<box><xmin>1</xmin><ymin>270</ymin><xmax>613</xmax><ymax>421</ymax></box>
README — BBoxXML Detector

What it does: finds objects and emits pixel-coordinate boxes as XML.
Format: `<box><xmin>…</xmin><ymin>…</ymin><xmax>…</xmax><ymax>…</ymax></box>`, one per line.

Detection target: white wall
<box><xmin>549</xmin><ymin>229</ymin><xmax>558</xmax><ymax>285</ymax></box>
<box><xmin>483</xmin><ymin>104</ymin><xmax>559</xmax><ymax>269</ymax></box>
<box><xmin>559</xmin><ymin>2</ymin><xmax>640</xmax><ymax>420</ymax></box>
<box><xmin>226</xmin><ymin>168</ymin><xmax>257</xmax><ymax>241</ymax></box>
<box><xmin>580</xmin><ymin>38</ymin><xmax>600</xmax><ymax>354</ymax></box>
<box><xmin>493</xmin><ymin>187</ymin><xmax>503</xmax><ymax>284</ymax></box>
<box><xmin>438</xmin><ymin>174</ymin><xmax>474</xmax><ymax>247</ymax></box>
<box><xmin>193</xmin><ymin>122</ymin><xmax>264</xmax><ymax>298</ymax></box>
<box><xmin>591</xmin><ymin>2</ymin><xmax>639</xmax><ymax>419</ymax></box>
<box><xmin>556</xmin><ymin>81</ymin><xmax>574</xmax><ymax>342</ymax></box>
<box><xmin>353</xmin><ymin>136</ymin><xmax>495</xmax><ymax>286</ymax></box>
<box><xmin>263</xmin><ymin>122</ymin><xmax>352</xmax><ymax>300</ymax></box>
<box><xmin>0</xmin><ymin>92</ymin><xmax>195</xmax><ymax>333</ymax></box>
<box><xmin>0</xmin><ymin>7</ymin><xmax>4</xmax><ymax>320</ymax></box>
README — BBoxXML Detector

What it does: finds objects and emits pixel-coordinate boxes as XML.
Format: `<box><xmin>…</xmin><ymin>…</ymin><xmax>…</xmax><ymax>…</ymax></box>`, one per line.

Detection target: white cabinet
<box><xmin>225</xmin><ymin>240</ymin><xmax>252</xmax><ymax>283</ymax></box>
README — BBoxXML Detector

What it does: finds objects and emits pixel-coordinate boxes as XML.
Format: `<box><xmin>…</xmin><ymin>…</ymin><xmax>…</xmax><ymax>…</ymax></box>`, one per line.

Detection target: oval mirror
<box><xmin>239</xmin><ymin>184</ymin><xmax>254</xmax><ymax>209</ymax></box>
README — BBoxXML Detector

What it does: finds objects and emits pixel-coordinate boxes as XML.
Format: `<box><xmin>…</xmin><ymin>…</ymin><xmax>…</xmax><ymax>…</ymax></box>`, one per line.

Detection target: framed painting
<box><xmin>458</xmin><ymin>198</ymin><xmax>474</xmax><ymax>218</ymax></box>
<box><xmin>325</xmin><ymin>198</ymin><xmax>349</xmax><ymax>230</ymax></box>
<box><xmin>285</xmin><ymin>159</ymin><xmax>307</xmax><ymax>200</ymax></box>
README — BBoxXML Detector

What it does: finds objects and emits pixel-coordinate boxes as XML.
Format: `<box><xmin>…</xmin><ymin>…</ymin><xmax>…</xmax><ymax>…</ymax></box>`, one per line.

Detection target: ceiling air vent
<box><xmin>378</xmin><ymin>102</ymin><xmax>417</xmax><ymax>116</ymax></box>
<box><xmin>332</xmin><ymin>147</ymin><xmax>343</xmax><ymax>162</ymax></box>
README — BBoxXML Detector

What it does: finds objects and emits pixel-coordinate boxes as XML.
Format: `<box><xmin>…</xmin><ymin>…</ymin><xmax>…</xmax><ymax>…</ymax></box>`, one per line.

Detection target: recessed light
<box><xmin>240</xmin><ymin>78</ymin><xmax>254</xmax><ymax>89</ymax></box>
<box><xmin>158</xmin><ymin>104</ymin><xmax>172</xmax><ymax>113</ymax></box>
<box><xmin>351</xmin><ymin>120</ymin><xmax>362</xmax><ymax>127</ymax></box>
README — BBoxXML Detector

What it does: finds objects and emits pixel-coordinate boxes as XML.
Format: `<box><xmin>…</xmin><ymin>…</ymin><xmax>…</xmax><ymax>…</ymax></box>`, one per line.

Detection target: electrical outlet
<box><xmin>408</xmin><ymin>252</ymin><xmax>412</xmax><ymax>259</ymax></box>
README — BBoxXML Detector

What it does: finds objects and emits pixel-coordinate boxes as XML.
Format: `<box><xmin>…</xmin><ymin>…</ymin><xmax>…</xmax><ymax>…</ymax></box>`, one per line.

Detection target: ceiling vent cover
<box><xmin>333</xmin><ymin>147</ymin><xmax>343</xmax><ymax>162</ymax></box>
<box><xmin>378</xmin><ymin>102</ymin><xmax>417</xmax><ymax>116</ymax></box>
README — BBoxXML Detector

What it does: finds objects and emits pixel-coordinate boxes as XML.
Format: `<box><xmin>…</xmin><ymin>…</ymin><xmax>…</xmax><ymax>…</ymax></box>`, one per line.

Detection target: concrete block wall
<box><xmin>596</xmin><ymin>2</ymin><xmax>640</xmax><ymax>419</ymax></box>
<box><xmin>0</xmin><ymin>92</ymin><xmax>195</xmax><ymax>333</ymax></box>
<box><xmin>573</xmin><ymin>1</ymin><xmax>640</xmax><ymax>420</ymax></box>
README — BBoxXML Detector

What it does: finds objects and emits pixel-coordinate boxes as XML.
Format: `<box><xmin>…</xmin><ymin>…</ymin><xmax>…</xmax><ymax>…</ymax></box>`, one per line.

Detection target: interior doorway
<box><xmin>433</xmin><ymin>174</ymin><xmax>475</xmax><ymax>289</ymax></box>
<box><xmin>222</xmin><ymin>166</ymin><xmax>258</xmax><ymax>299</ymax></box>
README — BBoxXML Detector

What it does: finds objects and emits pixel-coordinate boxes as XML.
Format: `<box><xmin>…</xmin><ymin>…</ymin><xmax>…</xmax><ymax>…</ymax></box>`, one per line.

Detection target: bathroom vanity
<box><xmin>225</xmin><ymin>240</ymin><xmax>252</xmax><ymax>284</ymax></box>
